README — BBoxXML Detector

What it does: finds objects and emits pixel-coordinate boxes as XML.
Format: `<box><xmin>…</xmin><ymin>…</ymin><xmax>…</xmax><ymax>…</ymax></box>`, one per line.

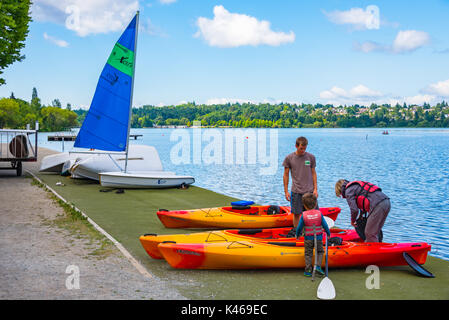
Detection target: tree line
<box><xmin>124</xmin><ymin>101</ymin><xmax>449</xmax><ymax>128</ymax></box>
<box><xmin>0</xmin><ymin>88</ymin><xmax>79</xmax><ymax>131</ymax></box>
<box><xmin>3</xmin><ymin>96</ymin><xmax>449</xmax><ymax>131</ymax></box>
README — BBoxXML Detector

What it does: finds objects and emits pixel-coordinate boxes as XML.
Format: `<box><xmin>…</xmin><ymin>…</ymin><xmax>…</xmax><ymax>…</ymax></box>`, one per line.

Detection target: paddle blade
<box><xmin>403</xmin><ymin>252</ymin><xmax>435</xmax><ymax>278</ymax></box>
<box><xmin>324</xmin><ymin>216</ymin><xmax>334</xmax><ymax>228</ymax></box>
<box><xmin>317</xmin><ymin>277</ymin><xmax>336</xmax><ymax>300</ymax></box>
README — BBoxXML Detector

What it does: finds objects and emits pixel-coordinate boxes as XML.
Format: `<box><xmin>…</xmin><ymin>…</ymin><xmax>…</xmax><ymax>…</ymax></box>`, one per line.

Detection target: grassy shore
<box><xmin>29</xmin><ymin>164</ymin><xmax>449</xmax><ymax>300</ymax></box>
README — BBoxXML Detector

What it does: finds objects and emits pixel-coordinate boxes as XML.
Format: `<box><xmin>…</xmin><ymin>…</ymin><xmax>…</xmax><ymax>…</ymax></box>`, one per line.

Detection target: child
<box><xmin>296</xmin><ymin>193</ymin><xmax>331</xmax><ymax>277</ymax></box>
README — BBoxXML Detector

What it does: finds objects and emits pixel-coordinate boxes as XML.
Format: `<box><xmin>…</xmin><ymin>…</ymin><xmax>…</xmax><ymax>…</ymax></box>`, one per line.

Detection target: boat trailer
<box><xmin>0</xmin><ymin>124</ymin><xmax>38</xmax><ymax>176</ymax></box>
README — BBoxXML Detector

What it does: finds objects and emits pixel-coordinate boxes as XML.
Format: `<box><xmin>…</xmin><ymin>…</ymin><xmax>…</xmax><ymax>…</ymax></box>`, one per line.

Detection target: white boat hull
<box><xmin>40</xmin><ymin>152</ymin><xmax>92</xmax><ymax>173</ymax></box>
<box><xmin>70</xmin><ymin>145</ymin><xmax>163</xmax><ymax>181</ymax></box>
<box><xmin>99</xmin><ymin>171</ymin><xmax>195</xmax><ymax>189</ymax></box>
<box><xmin>40</xmin><ymin>153</ymin><xmax>71</xmax><ymax>172</ymax></box>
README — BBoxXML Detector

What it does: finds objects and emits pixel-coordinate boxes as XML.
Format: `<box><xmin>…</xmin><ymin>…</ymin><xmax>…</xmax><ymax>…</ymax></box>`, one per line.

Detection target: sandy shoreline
<box><xmin>0</xmin><ymin>147</ymin><xmax>185</xmax><ymax>300</ymax></box>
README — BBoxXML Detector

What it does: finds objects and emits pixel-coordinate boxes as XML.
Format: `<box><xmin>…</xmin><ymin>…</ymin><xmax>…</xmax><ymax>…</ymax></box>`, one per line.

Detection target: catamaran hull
<box><xmin>39</xmin><ymin>153</ymin><xmax>71</xmax><ymax>172</ymax></box>
<box><xmin>70</xmin><ymin>145</ymin><xmax>164</xmax><ymax>181</ymax></box>
<box><xmin>40</xmin><ymin>152</ymin><xmax>93</xmax><ymax>173</ymax></box>
<box><xmin>99</xmin><ymin>171</ymin><xmax>195</xmax><ymax>188</ymax></box>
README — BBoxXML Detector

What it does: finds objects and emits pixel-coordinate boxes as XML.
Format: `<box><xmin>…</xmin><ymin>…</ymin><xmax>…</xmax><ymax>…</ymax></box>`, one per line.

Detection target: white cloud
<box><xmin>392</xmin><ymin>30</ymin><xmax>430</xmax><ymax>53</ymax></box>
<box><xmin>32</xmin><ymin>0</ymin><xmax>139</xmax><ymax>37</ymax></box>
<box><xmin>388</xmin><ymin>94</ymin><xmax>437</xmax><ymax>106</ymax></box>
<box><xmin>141</xmin><ymin>18</ymin><xmax>167</xmax><ymax>37</ymax></box>
<box><xmin>319</xmin><ymin>83</ymin><xmax>445</xmax><ymax>106</ymax></box>
<box><xmin>354</xmin><ymin>30</ymin><xmax>430</xmax><ymax>54</ymax></box>
<box><xmin>202</xmin><ymin>97</ymin><xmax>305</xmax><ymax>106</ymax></box>
<box><xmin>324</xmin><ymin>6</ymin><xmax>380</xmax><ymax>30</ymax></box>
<box><xmin>159</xmin><ymin>0</ymin><xmax>177</xmax><ymax>4</ymax></box>
<box><xmin>194</xmin><ymin>5</ymin><xmax>295</xmax><ymax>48</ymax></box>
<box><xmin>320</xmin><ymin>84</ymin><xmax>383</xmax><ymax>104</ymax></box>
<box><xmin>349</xmin><ymin>84</ymin><xmax>383</xmax><ymax>98</ymax></box>
<box><xmin>43</xmin><ymin>32</ymin><xmax>69</xmax><ymax>47</ymax></box>
<box><xmin>352</xmin><ymin>40</ymin><xmax>385</xmax><ymax>53</ymax></box>
<box><xmin>423</xmin><ymin>79</ymin><xmax>449</xmax><ymax>97</ymax></box>
<box><xmin>205</xmin><ymin>98</ymin><xmax>253</xmax><ymax>105</ymax></box>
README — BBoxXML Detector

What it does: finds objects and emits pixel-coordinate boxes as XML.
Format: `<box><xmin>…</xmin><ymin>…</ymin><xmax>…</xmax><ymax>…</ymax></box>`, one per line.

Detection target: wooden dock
<box><xmin>48</xmin><ymin>134</ymin><xmax>142</xmax><ymax>141</ymax></box>
<box><xmin>48</xmin><ymin>135</ymin><xmax>76</xmax><ymax>141</ymax></box>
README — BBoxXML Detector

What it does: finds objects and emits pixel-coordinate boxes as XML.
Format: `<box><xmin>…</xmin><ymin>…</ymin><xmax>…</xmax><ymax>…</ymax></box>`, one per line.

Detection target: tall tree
<box><xmin>0</xmin><ymin>0</ymin><xmax>32</xmax><ymax>85</ymax></box>
<box><xmin>52</xmin><ymin>98</ymin><xmax>61</xmax><ymax>108</ymax></box>
<box><xmin>31</xmin><ymin>87</ymin><xmax>38</xmax><ymax>100</ymax></box>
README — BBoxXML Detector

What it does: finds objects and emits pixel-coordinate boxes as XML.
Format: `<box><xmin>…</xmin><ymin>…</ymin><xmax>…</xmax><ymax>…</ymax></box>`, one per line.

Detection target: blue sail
<box><xmin>74</xmin><ymin>14</ymin><xmax>138</xmax><ymax>151</ymax></box>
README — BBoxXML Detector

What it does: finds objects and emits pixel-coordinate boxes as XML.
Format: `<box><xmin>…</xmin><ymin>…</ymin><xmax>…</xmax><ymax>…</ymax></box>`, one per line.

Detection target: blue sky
<box><xmin>1</xmin><ymin>0</ymin><xmax>449</xmax><ymax>109</ymax></box>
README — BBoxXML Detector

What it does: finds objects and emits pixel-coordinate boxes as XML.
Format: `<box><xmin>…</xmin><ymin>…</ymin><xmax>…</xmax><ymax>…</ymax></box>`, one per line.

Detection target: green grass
<box><xmin>31</xmin><ymin>172</ymin><xmax>449</xmax><ymax>300</ymax></box>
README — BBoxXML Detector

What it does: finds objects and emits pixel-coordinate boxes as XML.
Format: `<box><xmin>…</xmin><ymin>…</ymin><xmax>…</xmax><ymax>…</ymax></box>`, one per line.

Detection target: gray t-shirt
<box><xmin>282</xmin><ymin>151</ymin><xmax>316</xmax><ymax>194</ymax></box>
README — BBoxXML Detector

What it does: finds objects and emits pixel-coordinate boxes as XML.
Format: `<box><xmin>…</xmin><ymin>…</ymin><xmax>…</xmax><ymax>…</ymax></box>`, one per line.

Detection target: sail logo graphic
<box><xmin>101</xmin><ymin>72</ymin><xmax>119</xmax><ymax>86</ymax></box>
<box><xmin>107</xmin><ymin>43</ymin><xmax>135</xmax><ymax>77</ymax></box>
<box><xmin>119</xmin><ymin>56</ymin><xmax>133</xmax><ymax>68</ymax></box>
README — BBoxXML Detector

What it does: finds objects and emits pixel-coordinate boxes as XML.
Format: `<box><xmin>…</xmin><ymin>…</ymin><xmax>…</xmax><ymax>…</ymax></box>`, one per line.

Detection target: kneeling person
<box><xmin>296</xmin><ymin>193</ymin><xmax>331</xmax><ymax>277</ymax></box>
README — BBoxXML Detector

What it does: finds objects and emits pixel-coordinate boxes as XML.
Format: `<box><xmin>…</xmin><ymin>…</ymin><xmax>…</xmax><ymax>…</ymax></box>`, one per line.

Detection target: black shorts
<box><xmin>291</xmin><ymin>192</ymin><xmax>319</xmax><ymax>215</ymax></box>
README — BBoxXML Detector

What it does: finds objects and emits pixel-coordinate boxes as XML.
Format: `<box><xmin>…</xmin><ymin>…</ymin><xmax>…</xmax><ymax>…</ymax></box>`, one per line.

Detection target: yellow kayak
<box><xmin>140</xmin><ymin>226</ymin><xmax>360</xmax><ymax>259</ymax></box>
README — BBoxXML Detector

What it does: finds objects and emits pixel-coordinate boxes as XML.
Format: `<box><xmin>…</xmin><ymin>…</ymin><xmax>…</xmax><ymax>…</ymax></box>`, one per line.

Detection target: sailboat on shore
<box><xmin>71</xmin><ymin>11</ymin><xmax>194</xmax><ymax>189</ymax></box>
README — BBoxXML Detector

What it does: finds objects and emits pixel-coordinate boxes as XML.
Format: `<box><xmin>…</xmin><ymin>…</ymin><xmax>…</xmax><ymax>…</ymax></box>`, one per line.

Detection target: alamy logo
<box><xmin>169</xmin><ymin>122</ymin><xmax>279</xmax><ymax>176</ymax></box>
<box><xmin>365</xmin><ymin>5</ymin><xmax>380</xmax><ymax>30</ymax></box>
<box><xmin>65</xmin><ymin>265</ymin><xmax>80</xmax><ymax>290</ymax></box>
<box><xmin>365</xmin><ymin>265</ymin><xmax>380</xmax><ymax>289</ymax></box>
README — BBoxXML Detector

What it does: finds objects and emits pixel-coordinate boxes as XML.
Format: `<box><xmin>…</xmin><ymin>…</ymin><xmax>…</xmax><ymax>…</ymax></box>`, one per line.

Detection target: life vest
<box><xmin>303</xmin><ymin>209</ymin><xmax>323</xmax><ymax>236</ymax></box>
<box><xmin>344</xmin><ymin>181</ymin><xmax>381</xmax><ymax>213</ymax></box>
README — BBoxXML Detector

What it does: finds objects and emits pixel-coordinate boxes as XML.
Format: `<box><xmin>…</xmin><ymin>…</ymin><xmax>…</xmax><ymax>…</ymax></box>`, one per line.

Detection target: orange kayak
<box><xmin>158</xmin><ymin>240</ymin><xmax>431</xmax><ymax>270</ymax></box>
<box><xmin>140</xmin><ymin>226</ymin><xmax>360</xmax><ymax>259</ymax></box>
<box><xmin>156</xmin><ymin>206</ymin><xmax>340</xmax><ymax>229</ymax></box>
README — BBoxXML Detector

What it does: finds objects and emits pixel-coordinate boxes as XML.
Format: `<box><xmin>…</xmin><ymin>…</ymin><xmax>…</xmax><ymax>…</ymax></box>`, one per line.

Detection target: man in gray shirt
<box><xmin>282</xmin><ymin>137</ymin><xmax>318</xmax><ymax>230</ymax></box>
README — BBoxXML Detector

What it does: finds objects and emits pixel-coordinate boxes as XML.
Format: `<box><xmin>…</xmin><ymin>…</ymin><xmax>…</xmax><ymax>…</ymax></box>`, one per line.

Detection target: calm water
<box><xmin>39</xmin><ymin>128</ymin><xmax>449</xmax><ymax>261</ymax></box>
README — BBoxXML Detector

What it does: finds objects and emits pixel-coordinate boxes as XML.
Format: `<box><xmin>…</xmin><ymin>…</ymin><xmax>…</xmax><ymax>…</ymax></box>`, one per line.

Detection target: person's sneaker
<box><xmin>286</xmin><ymin>228</ymin><xmax>296</xmax><ymax>238</ymax></box>
<box><xmin>316</xmin><ymin>266</ymin><xmax>325</xmax><ymax>276</ymax></box>
<box><xmin>304</xmin><ymin>271</ymin><xmax>312</xmax><ymax>277</ymax></box>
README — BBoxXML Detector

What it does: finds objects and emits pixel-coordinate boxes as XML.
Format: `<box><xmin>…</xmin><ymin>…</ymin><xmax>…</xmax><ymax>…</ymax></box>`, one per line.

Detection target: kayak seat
<box><xmin>267</xmin><ymin>242</ymin><xmax>299</xmax><ymax>247</ymax></box>
<box><xmin>267</xmin><ymin>205</ymin><xmax>280</xmax><ymax>215</ymax></box>
<box><xmin>329</xmin><ymin>237</ymin><xmax>343</xmax><ymax>246</ymax></box>
<box><xmin>231</xmin><ymin>205</ymin><xmax>251</xmax><ymax>210</ymax></box>
<box><xmin>225</xmin><ymin>206</ymin><xmax>259</xmax><ymax>215</ymax></box>
<box><xmin>237</xmin><ymin>229</ymin><xmax>263</xmax><ymax>235</ymax></box>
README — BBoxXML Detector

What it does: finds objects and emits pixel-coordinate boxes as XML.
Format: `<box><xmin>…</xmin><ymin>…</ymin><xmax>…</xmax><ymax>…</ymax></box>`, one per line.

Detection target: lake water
<box><xmin>38</xmin><ymin>128</ymin><xmax>449</xmax><ymax>261</ymax></box>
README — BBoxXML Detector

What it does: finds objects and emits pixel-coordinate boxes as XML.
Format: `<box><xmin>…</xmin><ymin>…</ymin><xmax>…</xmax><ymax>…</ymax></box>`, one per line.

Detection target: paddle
<box><xmin>403</xmin><ymin>252</ymin><xmax>435</xmax><ymax>278</ymax></box>
<box><xmin>312</xmin><ymin>225</ymin><xmax>317</xmax><ymax>281</ymax></box>
<box><xmin>312</xmin><ymin>218</ymin><xmax>333</xmax><ymax>282</ymax></box>
<box><xmin>317</xmin><ymin>234</ymin><xmax>336</xmax><ymax>300</ymax></box>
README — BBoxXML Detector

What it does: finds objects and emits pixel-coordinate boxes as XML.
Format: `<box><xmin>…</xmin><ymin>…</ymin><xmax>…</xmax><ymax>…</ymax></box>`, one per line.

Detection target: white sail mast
<box><xmin>125</xmin><ymin>11</ymin><xmax>139</xmax><ymax>173</ymax></box>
